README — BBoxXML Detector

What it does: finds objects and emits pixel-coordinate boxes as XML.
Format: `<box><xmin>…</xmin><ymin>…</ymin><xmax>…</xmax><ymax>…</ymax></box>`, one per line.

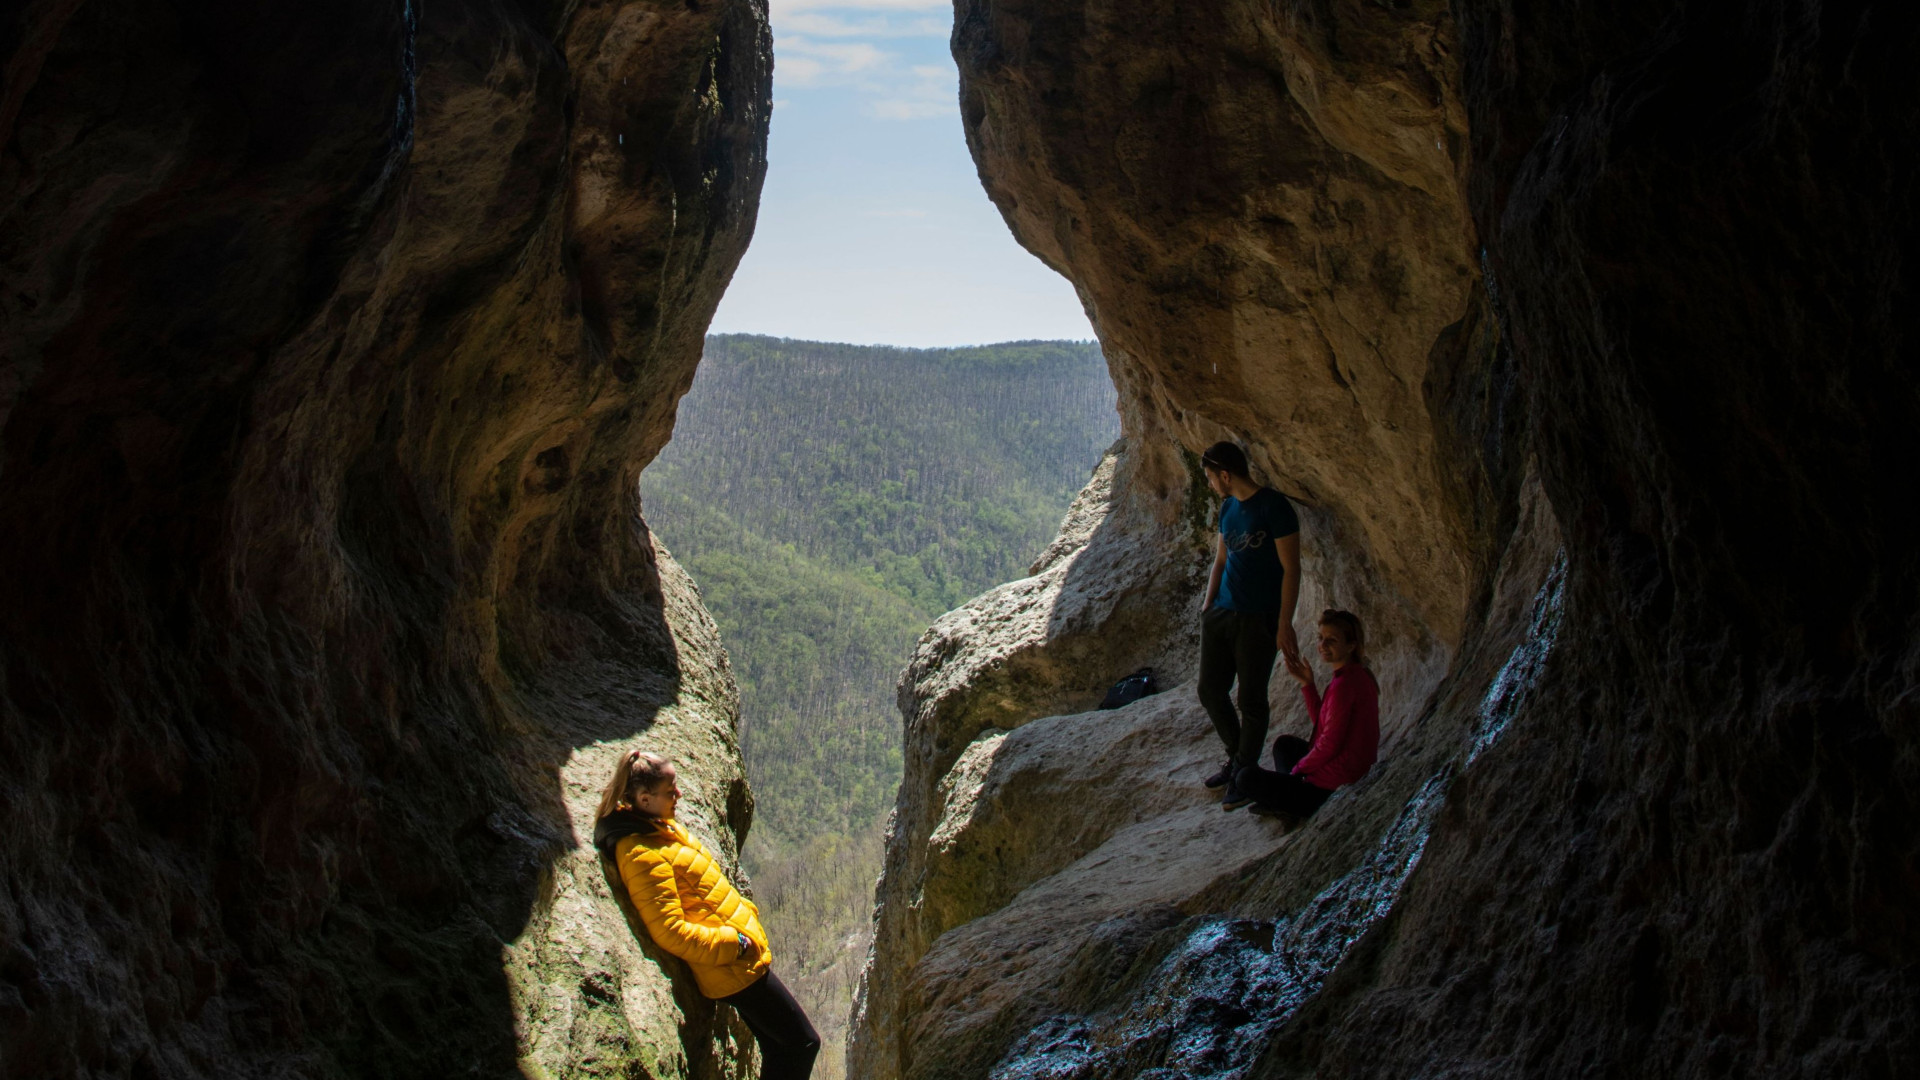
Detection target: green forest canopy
<box><xmin>639</xmin><ymin>334</ymin><xmax>1119</xmax><ymax>1065</ymax></box>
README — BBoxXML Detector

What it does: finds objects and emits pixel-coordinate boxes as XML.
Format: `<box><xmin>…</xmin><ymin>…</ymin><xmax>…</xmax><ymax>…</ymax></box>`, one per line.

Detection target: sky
<box><xmin>707</xmin><ymin>0</ymin><xmax>1096</xmax><ymax>347</ymax></box>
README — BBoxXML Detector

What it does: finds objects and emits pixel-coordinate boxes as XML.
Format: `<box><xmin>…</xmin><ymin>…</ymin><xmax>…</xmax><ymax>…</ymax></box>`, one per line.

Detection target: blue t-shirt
<box><xmin>1216</xmin><ymin>488</ymin><xmax>1299</xmax><ymax>613</ymax></box>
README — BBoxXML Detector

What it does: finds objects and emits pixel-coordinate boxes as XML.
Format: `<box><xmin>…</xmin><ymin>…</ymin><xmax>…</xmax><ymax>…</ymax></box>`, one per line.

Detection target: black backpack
<box><xmin>1098</xmin><ymin>667</ymin><xmax>1159</xmax><ymax>710</ymax></box>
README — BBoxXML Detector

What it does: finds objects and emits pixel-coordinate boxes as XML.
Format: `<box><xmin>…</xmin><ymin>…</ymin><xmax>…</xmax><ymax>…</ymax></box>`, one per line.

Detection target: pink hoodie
<box><xmin>1292</xmin><ymin>664</ymin><xmax>1380</xmax><ymax>790</ymax></box>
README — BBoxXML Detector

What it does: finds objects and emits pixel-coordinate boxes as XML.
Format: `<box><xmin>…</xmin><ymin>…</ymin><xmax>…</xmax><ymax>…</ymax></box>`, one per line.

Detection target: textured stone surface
<box><xmin>980</xmin><ymin>515</ymin><xmax>1566</xmax><ymax>1080</ymax></box>
<box><xmin>859</xmin><ymin>0</ymin><xmax>1919</xmax><ymax>1077</ymax></box>
<box><xmin>851</xmin><ymin>433</ymin><xmax>1474</xmax><ymax>1080</ymax></box>
<box><xmin>953</xmin><ymin>0</ymin><xmax>1482</xmax><ymax>644</ymax></box>
<box><xmin>504</xmin><ymin>546</ymin><xmax>758</xmax><ymax>1080</ymax></box>
<box><xmin>856</xmin><ymin>463</ymin><xmax>1560</xmax><ymax>1080</ymax></box>
<box><xmin>0</xmin><ymin>1</ymin><xmax>769</xmax><ymax>1076</ymax></box>
<box><xmin>851</xmin><ymin>442</ymin><xmax>1212</xmax><ymax>1080</ymax></box>
<box><xmin>1268</xmin><ymin>3</ymin><xmax>1920</xmax><ymax>1075</ymax></box>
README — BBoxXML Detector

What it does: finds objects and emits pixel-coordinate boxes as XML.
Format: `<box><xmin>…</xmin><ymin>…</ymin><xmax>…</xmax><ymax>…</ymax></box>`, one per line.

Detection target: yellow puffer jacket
<box><xmin>612</xmin><ymin>817</ymin><xmax>771</xmax><ymax>998</ymax></box>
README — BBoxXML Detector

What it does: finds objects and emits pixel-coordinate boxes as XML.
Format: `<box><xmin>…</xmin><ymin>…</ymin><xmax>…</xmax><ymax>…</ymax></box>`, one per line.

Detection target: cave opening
<box><xmin>633</xmin><ymin>5</ymin><xmax>1117</xmax><ymax>1076</ymax></box>
<box><xmin>4</xmin><ymin>0</ymin><xmax>1916</xmax><ymax>1078</ymax></box>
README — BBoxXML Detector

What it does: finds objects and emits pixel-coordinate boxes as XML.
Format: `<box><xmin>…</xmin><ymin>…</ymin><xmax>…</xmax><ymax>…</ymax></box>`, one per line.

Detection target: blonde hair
<box><xmin>1319</xmin><ymin>609</ymin><xmax>1367</xmax><ymax>665</ymax></box>
<box><xmin>596</xmin><ymin>750</ymin><xmax>673</xmax><ymax>821</ymax></box>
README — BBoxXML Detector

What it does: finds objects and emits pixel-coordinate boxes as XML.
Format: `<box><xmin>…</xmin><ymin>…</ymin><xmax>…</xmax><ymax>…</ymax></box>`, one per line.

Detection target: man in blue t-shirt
<box><xmin>1195</xmin><ymin>440</ymin><xmax>1302</xmax><ymax>811</ymax></box>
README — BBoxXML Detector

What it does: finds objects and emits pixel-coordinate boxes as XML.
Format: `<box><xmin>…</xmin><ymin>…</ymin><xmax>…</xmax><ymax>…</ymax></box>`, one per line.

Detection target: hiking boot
<box><xmin>1221</xmin><ymin>784</ymin><xmax>1254</xmax><ymax>812</ymax></box>
<box><xmin>1203</xmin><ymin>762</ymin><xmax>1234</xmax><ymax>789</ymax></box>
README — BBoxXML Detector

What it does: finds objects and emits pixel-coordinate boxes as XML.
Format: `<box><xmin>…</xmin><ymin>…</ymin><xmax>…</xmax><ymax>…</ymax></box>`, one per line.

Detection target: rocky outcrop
<box><xmin>850</xmin><ymin>441</ymin><xmax>1532</xmax><ymax>1080</ymax></box>
<box><xmin>952</xmin><ymin>0</ymin><xmax>1484</xmax><ymax>645</ymax></box>
<box><xmin>1</xmin><ymin>1</ymin><xmax>770</xmax><ymax>1077</ymax></box>
<box><xmin>850</xmin><ymin>443</ymin><xmax>1209</xmax><ymax>1078</ymax></box>
<box><xmin>857</xmin><ymin>1</ymin><xmax>1919</xmax><ymax>1077</ymax></box>
<box><xmin>913</xmin><ymin>477</ymin><xmax>1562</xmax><ymax>1080</ymax></box>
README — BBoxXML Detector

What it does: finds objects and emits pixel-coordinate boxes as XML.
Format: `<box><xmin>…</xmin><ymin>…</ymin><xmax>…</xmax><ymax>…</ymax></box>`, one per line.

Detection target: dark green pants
<box><xmin>1197</xmin><ymin>605</ymin><xmax>1280</xmax><ymax>771</ymax></box>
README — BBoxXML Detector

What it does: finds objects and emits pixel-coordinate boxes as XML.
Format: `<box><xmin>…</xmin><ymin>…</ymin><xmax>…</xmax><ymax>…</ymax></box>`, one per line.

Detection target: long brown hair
<box><xmin>1319</xmin><ymin>609</ymin><xmax>1367</xmax><ymax>665</ymax></box>
<box><xmin>596</xmin><ymin>750</ymin><xmax>672</xmax><ymax>821</ymax></box>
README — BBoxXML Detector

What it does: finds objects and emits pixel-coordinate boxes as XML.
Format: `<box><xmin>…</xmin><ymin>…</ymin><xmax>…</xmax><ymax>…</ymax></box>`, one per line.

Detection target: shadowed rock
<box><xmin>855</xmin><ymin>1</ymin><xmax>1920</xmax><ymax>1078</ymax></box>
<box><xmin>1</xmin><ymin>1</ymin><xmax>771</xmax><ymax>1076</ymax></box>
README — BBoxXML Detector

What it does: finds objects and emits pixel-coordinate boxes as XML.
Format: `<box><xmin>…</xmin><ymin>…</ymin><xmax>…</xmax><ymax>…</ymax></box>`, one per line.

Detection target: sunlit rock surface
<box><xmin>505</xmin><ymin>545</ymin><xmax>759</xmax><ymax>1080</ymax></box>
<box><xmin>984</xmin><ymin>550</ymin><xmax>1565</xmax><ymax>1080</ymax></box>
<box><xmin>952</xmin><ymin>0</ymin><xmax>1482</xmax><ymax>645</ymax></box>
<box><xmin>0</xmin><ymin>1</ymin><xmax>770</xmax><ymax>1076</ymax></box>
<box><xmin>851</xmin><ymin>442</ymin><xmax>1209</xmax><ymax>1077</ymax></box>
<box><xmin>855</xmin><ymin>460</ymin><xmax>1560</xmax><ymax>1080</ymax></box>
<box><xmin>857</xmin><ymin>0</ymin><xmax>1920</xmax><ymax>1077</ymax></box>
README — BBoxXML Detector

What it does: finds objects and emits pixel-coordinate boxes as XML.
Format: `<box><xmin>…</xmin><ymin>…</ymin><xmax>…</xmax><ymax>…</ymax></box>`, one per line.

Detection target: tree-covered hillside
<box><xmin>640</xmin><ymin>334</ymin><xmax>1118</xmax><ymax>1073</ymax></box>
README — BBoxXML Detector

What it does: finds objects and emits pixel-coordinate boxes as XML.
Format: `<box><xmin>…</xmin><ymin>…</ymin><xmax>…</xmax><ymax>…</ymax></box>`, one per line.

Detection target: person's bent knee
<box><xmin>1234</xmin><ymin>765</ymin><xmax>1274</xmax><ymax>800</ymax></box>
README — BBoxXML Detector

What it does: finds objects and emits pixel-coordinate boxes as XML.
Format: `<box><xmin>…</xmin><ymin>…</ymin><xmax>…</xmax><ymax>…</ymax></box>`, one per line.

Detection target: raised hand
<box><xmin>1283</xmin><ymin>651</ymin><xmax>1315</xmax><ymax>689</ymax></box>
<box><xmin>1277</xmin><ymin>621</ymin><xmax>1301</xmax><ymax>665</ymax></box>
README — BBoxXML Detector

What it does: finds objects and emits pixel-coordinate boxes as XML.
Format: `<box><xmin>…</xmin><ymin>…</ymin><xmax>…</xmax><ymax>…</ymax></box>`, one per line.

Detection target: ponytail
<box><xmin>596</xmin><ymin>750</ymin><xmax>673</xmax><ymax>822</ymax></box>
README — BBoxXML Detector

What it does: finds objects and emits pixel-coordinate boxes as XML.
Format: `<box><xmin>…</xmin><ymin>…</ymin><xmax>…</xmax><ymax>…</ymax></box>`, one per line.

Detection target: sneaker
<box><xmin>1203</xmin><ymin>762</ymin><xmax>1234</xmax><ymax>789</ymax></box>
<box><xmin>1221</xmin><ymin>785</ymin><xmax>1254</xmax><ymax>812</ymax></box>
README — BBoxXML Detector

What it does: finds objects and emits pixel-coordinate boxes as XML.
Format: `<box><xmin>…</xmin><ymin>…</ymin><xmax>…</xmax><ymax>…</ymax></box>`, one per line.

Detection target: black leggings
<box><xmin>720</xmin><ymin>969</ymin><xmax>820</xmax><ymax>1080</ymax></box>
<box><xmin>1234</xmin><ymin>735</ymin><xmax>1334</xmax><ymax>817</ymax></box>
<box><xmin>1197</xmin><ymin>606</ymin><xmax>1281</xmax><ymax>770</ymax></box>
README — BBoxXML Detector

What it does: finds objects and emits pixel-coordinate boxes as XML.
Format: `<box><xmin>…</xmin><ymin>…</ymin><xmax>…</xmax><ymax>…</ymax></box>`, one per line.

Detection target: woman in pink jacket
<box><xmin>1234</xmin><ymin>609</ymin><xmax>1380</xmax><ymax>821</ymax></box>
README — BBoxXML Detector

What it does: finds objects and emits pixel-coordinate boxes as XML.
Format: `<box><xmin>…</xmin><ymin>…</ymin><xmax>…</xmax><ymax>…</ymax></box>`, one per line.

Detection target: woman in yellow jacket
<box><xmin>594</xmin><ymin>751</ymin><xmax>819</xmax><ymax>1079</ymax></box>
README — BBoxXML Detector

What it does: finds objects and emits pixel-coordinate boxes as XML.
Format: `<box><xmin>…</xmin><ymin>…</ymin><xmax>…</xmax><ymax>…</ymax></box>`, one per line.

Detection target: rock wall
<box><xmin>850</xmin><ymin>443</ymin><xmax>1208</xmax><ymax>1079</ymax></box>
<box><xmin>856</xmin><ymin>0</ymin><xmax>1918</xmax><ymax>1077</ymax></box>
<box><xmin>1283</xmin><ymin>2</ymin><xmax>1920</xmax><ymax>1074</ymax></box>
<box><xmin>951</xmin><ymin>0</ymin><xmax>1485</xmax><ymax>644</ymax></box>
<box><xmin>0</xmin><ymin>1</ymin><xmax>770</xmax><ymax>1077</ymax></box>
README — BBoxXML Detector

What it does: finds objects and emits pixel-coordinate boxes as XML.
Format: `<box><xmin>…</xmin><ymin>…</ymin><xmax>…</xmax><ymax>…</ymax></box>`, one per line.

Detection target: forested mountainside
<box><xmin>639</xmin><ymin>334</ymin><xmax>1119</xmax><ymax>1073</ymax></box>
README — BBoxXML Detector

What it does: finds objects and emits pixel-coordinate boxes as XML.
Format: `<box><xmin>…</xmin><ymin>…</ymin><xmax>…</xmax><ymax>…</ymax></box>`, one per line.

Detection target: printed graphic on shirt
<box><xmin>1226</xmin><ymin>527</ymin><xmax>1270</xmax><ymax>552</ymax></box>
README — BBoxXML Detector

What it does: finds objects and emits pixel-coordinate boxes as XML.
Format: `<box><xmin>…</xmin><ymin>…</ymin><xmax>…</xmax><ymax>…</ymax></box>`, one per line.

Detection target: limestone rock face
<box><xmin>953</xmin><ymin>0</ymin><xmax>1482</xmax><ymax>644</ymax></box>
<box><xmin>850</xmin><ymin>443</ymin><xmax>1210</xmax><ymax>1079</ymax></box>
<box><xmin>1288</xmin><ymin>2</ymin><xmax>1920</xmax><ymax>1074</ymax></box>
<box><xmin>857</xmin><ymin>0</ymin><xmax>1920</xmax><ymax>1077</ymax></box>
<box><xmin>1</xmin><ymin>1</ymin><xmax>770</xmax><ymax>1076</ymax></box>
<box><xmin>504</xmin><ymin>545</ymin><xmax>758</xmax><ymax>1080</ymax></box>
<box><xmin>898</xmin><ymin>477</ymin><xmax>1564</xmax><ymax>1080</ymax></box>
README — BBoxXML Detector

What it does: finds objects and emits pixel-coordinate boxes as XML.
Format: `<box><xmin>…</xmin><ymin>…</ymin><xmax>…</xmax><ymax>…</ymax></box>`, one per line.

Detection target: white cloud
<box><xmin>779</xmin><ymin>56</ymin><xmax>826</xmax><ymax>83</ymax></box>
<box><xmin>871</xmin><ymin>98</ymin><xmax>950</xmax><ymax>119</ymax></box>
<box><xmin>782</xmin><ymin>12</ymin><xmax>947</xmax><ymax>37</ymax></box>
<box><xmin>772</xmin><ymin>5</ymin><xmax>955</xmax><ymax>120</ymax></box>
<box><xmin>783</xmin><ymin>39</ymin><xmax>888</xmax><ymax>71</ymax></box>
<box><xmin>866</xmin><ymin>62</ymin><xmax>956</xmax><ymax>120</ymax></box>
<box><xmin>777</xmin><ymin>37</ymin><xmax>891</xmax><ymax>86</ymax></box>
<box><xmin>772</xmin><ymin>0</ymin><xmax>946</xmax><ymax>13</ymax></box>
